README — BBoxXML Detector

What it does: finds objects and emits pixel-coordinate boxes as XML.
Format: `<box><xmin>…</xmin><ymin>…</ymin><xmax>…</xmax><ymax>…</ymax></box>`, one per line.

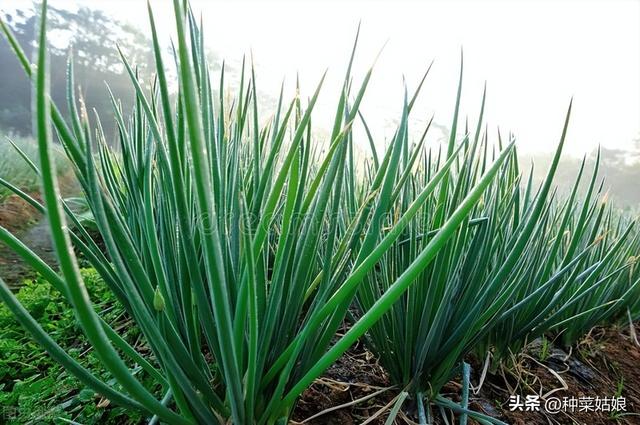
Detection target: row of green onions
<box><xmin>0</xmin><ymin>1</ymin><xmax>637</xmax><ymax>424</ymax></box>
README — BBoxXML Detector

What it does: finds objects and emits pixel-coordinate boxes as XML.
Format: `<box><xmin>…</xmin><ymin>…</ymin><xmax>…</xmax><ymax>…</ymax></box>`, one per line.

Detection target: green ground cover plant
<box><xmin>0</xmin><ymin>269</ymin><xmax>144</xmax><ymax>424</ymax></box>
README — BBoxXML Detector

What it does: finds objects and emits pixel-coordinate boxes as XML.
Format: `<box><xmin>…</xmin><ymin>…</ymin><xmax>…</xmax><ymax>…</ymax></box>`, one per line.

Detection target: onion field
<box><xmin>0</xmin><ymin>1</ymin><xmax>638</xmax><ymax>424</ymax></box>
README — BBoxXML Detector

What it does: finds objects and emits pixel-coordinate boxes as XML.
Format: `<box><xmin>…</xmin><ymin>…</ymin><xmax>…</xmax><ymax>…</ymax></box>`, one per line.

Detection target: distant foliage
<box><xmin>0</xmin><ymin>133</ymin><xmax>68</xmax><ymax>202</ymax></box>
<box><xmin>525</xmin><ymin>139</ymin><xmax>640</xmax><ymax>207</ymax></box>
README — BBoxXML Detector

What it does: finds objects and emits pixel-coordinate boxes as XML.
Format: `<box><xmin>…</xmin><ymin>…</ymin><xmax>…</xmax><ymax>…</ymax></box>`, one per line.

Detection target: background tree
<box><xmin>0</xmin><ymin>3</ymin><xmax>153</xmax><ymax>140</ymax></box>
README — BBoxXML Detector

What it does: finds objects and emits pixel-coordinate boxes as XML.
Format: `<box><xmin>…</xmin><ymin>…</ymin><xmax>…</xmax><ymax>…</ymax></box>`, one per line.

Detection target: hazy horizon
<box><xmin>3</xmin><ymin>0</ymin><xmax>640</xmax><ymax>158</ymax></box>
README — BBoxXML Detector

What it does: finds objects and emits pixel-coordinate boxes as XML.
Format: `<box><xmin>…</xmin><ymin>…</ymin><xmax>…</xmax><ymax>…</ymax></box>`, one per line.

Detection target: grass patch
<box><xmin>0</xmin><ymin>132</ymin><xmax>70</xmax><ymax>203</ymax></box>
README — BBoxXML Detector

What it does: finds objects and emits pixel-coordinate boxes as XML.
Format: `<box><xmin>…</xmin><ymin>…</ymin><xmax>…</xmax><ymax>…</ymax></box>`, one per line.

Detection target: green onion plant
<box><xmin>0</xmin><ymin>1</ymin><xmax>515</xmax><ymax>423</ymax></box>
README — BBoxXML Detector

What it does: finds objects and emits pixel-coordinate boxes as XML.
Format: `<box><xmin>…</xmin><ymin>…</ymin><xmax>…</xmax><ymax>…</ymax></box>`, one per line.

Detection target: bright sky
<box><xmin>4</xmin><ymin>0</ymin><xmax>640</xmax><ymax>157</ymax></box>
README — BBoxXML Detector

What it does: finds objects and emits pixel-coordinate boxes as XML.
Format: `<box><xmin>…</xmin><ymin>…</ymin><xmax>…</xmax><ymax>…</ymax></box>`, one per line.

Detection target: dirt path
<box><xmin>0</xmin><ymin>217</ymin><xmax>57</xmax><ymax>288</ymax></box>
<box><xmin>0</xmin><ymin>173</ymin><xmax>78</xmax><ymax>288</ymax></box>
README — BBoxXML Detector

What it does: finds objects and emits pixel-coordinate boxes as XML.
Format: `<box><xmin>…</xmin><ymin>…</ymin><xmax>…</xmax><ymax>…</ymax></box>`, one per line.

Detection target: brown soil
<box><xmin>469</xmin><ymin>323</ymin><xmax>640</xmax><ymax>425</ymax></box>
<box><xmin>291</xmin><ymin>337</ymin><xmax>395</xmax><ymax>425</ymax></box>
<box><xmin>293</xmin><ymin>323</ymin><xmax>640</xmax><ymax>424</ymax></box>
<box><xmin>0</xmin><ymin>193</ymin><xmax>42</xmax><ymax>233</ymax></box>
